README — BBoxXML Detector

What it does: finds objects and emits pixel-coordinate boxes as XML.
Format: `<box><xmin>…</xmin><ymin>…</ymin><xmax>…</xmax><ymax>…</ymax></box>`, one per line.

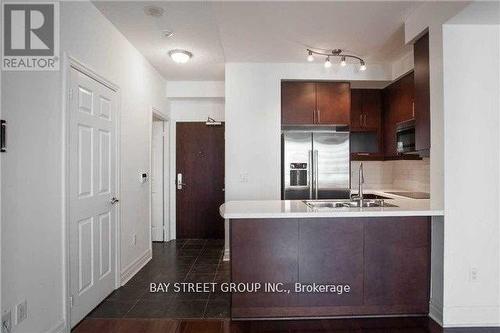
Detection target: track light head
<box><xmin>324</xmin><ymin>56</ymin><xmax>332</xmax><ymax>68</ymax></box>
<box><xmin>307</xmin><ymin>50</ymin><xmax>314</xmax><ymax>62</ymax></box>
<box><xmin>340</xmin><ymin>56</ymin><xmax>347</xmax><ymax>67</ymax></box>
<box><xmin>359</xmin><ymin>60</ymin><xmax>366</xmax><ymax>71</ymax></box>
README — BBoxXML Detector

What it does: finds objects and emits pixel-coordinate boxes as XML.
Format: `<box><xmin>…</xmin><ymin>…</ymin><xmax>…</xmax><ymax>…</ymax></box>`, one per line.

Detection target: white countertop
<box><xmin>220</xmin><ymin>190</ymin><xmax>444</xmax><ymax>219</ymax></box>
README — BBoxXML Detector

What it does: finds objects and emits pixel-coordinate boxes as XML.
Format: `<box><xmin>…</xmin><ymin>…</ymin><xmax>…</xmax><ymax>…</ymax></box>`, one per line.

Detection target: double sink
<box><xmin>304</xmin><ymin>194</ymin><xmax>397</xmax><ymax>209</ymax></box>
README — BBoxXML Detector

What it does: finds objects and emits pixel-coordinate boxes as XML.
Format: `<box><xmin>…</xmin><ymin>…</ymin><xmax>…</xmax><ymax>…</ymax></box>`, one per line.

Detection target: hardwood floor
<box><xmin>74</xmin><ymin>316</ymin><xmax>495</xmax><ymax>333</ymax></box>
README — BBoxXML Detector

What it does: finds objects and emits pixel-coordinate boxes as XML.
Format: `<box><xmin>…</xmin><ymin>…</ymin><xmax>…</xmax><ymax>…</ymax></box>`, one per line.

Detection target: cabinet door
<box><xmin>364</xmin><ymin>217</ymin><xmax>430</xmax><ymax>313</ymax></box>
<box><xmin>362</xmin><ymin>90</ymin><xmax>382</xmax><ymax>129</ymax></box>
<box><xmin>350</xmin><ymin>89</ymin><xmax>364</xmax><ymax>130</ymax></box>
<box><xmin>281</xmin><ymin>82</ymin><xmax>316</xmax><ymax>125</ymax></box>
<box><xmin>414</xmin><ymin>33</ymin><xmax>430</xmax><ymax>151</ymax></box>
<box><xmin>399</xmin><ymin>72</ymin><xmax>415</xmax><ymax>121</ymax></box>
<box><xmin>383</xmin><ymin>88</ymin><xmax>398</xmax><ymax>156</ymax></box>
<box><xmin>298</xmin><ymin>219</ymin><xmax>364</xmax><ymax>308</ymax></box>
<box><xmin>316</xmin><ymin>82</ymin><xmax>350</xmax><ymax>125</ymax></box>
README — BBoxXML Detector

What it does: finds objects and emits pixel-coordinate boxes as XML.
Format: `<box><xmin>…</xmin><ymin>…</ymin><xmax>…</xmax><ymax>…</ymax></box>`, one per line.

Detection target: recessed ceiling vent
<box><xmin>144</xmin><ymin>5</ymin><xmax>165</xmax><ymax>17</ymax></box>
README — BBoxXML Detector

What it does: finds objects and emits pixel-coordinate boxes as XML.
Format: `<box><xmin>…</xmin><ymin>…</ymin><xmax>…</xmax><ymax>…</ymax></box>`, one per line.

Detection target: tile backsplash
<box><xmin>350</xmin><ymin>158</ymin><xmax>430</xmax><ymax>193</ymax></box>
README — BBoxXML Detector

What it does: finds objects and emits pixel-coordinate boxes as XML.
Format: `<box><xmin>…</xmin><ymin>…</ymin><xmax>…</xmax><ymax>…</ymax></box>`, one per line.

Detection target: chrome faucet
<box><xmin>351</xmin><ymin>163</ymin><xmax>365</xmax><ymax>204</ymax></box>
<box><xmin>358</xmin><ymin>162</ymin><xmax>365</xmax><ymax>204</ymax></box>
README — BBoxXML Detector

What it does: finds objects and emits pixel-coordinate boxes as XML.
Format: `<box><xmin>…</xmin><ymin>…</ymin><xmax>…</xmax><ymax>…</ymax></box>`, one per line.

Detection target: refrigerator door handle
<box><xmin>314</xmin><ymin>150</ymin><xmax>319</xmax><ymax>199</ymax></box>
<box><xmin>308</xmin><ymin>150</ymin><xmax>313</xmax><ymax>199</ymax></box>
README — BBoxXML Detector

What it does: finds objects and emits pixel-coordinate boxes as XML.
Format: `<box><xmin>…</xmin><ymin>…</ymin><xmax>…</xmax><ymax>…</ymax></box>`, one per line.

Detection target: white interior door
<box><xmin>151</xmin><ymin>120</ymin><xmax>164</xmax><ymax>241</ymax></box>
<box><xmin>69</xmin><ymin>67</ymin><xmax>117</xmax><ymax>327</ymax></box>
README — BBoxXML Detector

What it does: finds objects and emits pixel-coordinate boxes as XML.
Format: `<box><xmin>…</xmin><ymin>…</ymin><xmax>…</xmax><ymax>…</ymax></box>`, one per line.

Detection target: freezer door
<box><xmin>282</xmin><ymin>132</ymin><xmax>313</xmax><ymax>200</ymax></box>
<box><xmin>313</xmin><ymin>132</ymin><xmax>350</xmax><ymax>199</ymax></box>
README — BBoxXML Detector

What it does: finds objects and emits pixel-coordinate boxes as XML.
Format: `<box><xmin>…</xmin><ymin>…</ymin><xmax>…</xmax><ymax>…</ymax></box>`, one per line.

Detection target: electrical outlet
<box><xmin>469</xmin><ymin>267</ymin><xmax>479</xmax><ymax>282</ymax></box>
<box><xmin>2</xmin><ymin>310</ymin><xmax>12</xmax><ymax>333</ymax></box>
<box><xmin>16</xmin><ymin>300</ymin><xmax>27</xmax><ymax>324</ymax></box>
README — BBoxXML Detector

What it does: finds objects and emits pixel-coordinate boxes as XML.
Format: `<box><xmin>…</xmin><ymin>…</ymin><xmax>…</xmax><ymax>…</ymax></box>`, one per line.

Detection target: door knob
<box><xmin>111</xmin><ymin>197</ymin><xmax>119</xmax><ymax>205</ymax></box>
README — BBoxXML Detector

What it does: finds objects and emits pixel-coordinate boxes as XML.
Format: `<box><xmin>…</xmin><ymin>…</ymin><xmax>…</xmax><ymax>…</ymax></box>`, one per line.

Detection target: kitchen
<box><xmin>221</xmin><ymin>31</ymin><xmax>439</xmax><ymax>320</ymax></box>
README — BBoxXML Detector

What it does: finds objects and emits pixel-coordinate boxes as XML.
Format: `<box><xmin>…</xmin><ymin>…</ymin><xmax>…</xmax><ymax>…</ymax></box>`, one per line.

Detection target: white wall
<box><xmin>442</xmin><ymin>23</ymin><xmax>500</xmax><ymax>327</ymax></box>
<box><xmin>1</xmin><ymin>2</ymin><xmax>167</xmax><ymax>332</ymax></box>
<box><xmin>404</xmin><ymin>3</ymin><xmax>469</xmax><ymax>324</ymax></box>
<box><xmin>166</xmin><ymin>81</ymin><xmax>224</xmax><ymax>99</ymax></box>
<box><xmin>225</xmin><ymin>62</ymin><xmax>392</xmax><ymax>202</ymax></box>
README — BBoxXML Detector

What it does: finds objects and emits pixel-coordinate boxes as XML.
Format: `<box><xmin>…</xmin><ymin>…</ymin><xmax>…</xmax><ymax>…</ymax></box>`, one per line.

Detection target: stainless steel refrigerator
<box><xmin>282</xmin><ymin>130</ymin><xmax>350</xmax><ymax>200</ymax></box>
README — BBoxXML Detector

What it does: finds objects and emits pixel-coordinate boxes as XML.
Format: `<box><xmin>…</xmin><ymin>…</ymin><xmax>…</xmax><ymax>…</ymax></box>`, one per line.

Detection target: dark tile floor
<box><xmin>86</xmin><ymin>239</ymin><xmax>230</xmax><ymax>320</ymax></box>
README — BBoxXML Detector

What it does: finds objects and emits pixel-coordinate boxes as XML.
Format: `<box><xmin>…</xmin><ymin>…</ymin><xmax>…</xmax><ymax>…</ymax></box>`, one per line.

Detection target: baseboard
<box><xmin>443</xmin><ymin>305</ymin><xmax>500</xmax><ymax>328</ymax></box>
<box><xmin>120</xmin><ymin>248</ymin><xmax>152</xmax><ymax>286</ymax></box>
<box><xmin>223</xmin><ymin>248</ymin><xmax>230</xmax><ymax>261</ymax></box>
<box><xmin>429</xmin><ymin>300</ymin><xmax>444</xmax><ymax>326</ymax></box>
<box><xmin>44</xmin><ymin>319</ymin><xmax>66</xmax><ymax>333</ymax></box>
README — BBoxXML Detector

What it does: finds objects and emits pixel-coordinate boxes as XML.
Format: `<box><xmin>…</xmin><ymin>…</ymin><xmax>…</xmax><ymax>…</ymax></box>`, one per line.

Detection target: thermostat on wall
<box><xmin>140</xmin><ymin>172</ymin><xmax>149</xmax><ymax>183</ymax></box>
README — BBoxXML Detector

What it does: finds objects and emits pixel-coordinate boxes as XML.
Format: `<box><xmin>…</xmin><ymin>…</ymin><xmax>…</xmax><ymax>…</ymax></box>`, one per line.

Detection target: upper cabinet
<box><xmin>281</xmin><ymin>81</ymin><xmax>350</xmax><ymax>125</ymax></box>
<box><xmin>350</xmin><ymin>89</ymin><xmax>382</xmax><ymax>131</ymax></box>
<box><xmin>382</xmin><ymin>72</ymin><xmax>415</xmax><ymax>157</ymax></box>
<box><xmin>414</xmin><ymin>32</ymin><xmax>430</xmax><ymax>152</ymax></box>
<box><xmin>281</xmin><ymin>82</ymin><xmax>316</xmax><ymax>125</ymax></box>
<box><xmin>316</xmin><ymin>82</ymin><xmax>351</xmax><ymax>125</ymax></box>
<box><xmin>350</xmin><ymin>89</ymin><xmax>384</xmax><ymax>159</ymax></box>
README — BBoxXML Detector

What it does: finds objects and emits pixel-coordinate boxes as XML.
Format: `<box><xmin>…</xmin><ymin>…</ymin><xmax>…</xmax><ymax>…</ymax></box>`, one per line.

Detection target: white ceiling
<box><xmin>93</xmin><ymin>1</ymin><xmax>421</xmax><ymax>81</ymax></box>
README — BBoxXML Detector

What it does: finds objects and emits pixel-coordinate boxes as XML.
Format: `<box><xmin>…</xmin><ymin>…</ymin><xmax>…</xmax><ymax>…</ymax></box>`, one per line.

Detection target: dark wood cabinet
<box><xmin>382</xmin><ymin>72</ymin><xmax>414</xmax><ymax>157</ymax></box>
<box><xmin>298</xmin><ymin>219</ymin><xmax>364</xmax><ymax>307</ymax></box>
<box><xmin>350</xmin><ymin>89</ymin><xmax>364</xmax><ymax>129</ymax></box>
<box><xmin>350</xmin><ymin>89</ymin><xmax>383</xmax><ymax>159</ymax></box>
<box><xmin>364</xmin><ymin>218</ymin><xmax>430</xmax><ymax>311</ymax></box>
<box><xmin>363</xmin><ymin>90</ymin><xmax>382</xmax><ymax>129</ymax></box>
<box><xmin>316</xmin><ymin>82</ymin><xmax>351</xmax><ymax>125</ymax></box>
<box><xmin>350</xmin><ymin>89</ymin><xmax>382</xmax><ymax>130</ymax></box>
<box><xmin>281</xmin><ymin>81</ymin><xmax>350</xmax><ymax>125</ymax></box>
<box><xmin>281</xmin><ymin>82</ymin><xmax>316</xmax><ymax>125</ymax></box>
<box><xmin>414</xmin><ymin>32</ymin><xmax>430</xmax><ymax>152</ymax></box>
<box><xmin>231</xmin><ymin>217</ymin><xmax>431</xmax><ymax>319</ymax></box>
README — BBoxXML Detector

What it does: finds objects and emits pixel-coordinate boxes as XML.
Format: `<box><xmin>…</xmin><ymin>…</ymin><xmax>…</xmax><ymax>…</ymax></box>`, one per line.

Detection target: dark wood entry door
<box><xmin>176</xmin><ymin>122</ymin><xmax>225</xmax><ymax>239</ymax></box>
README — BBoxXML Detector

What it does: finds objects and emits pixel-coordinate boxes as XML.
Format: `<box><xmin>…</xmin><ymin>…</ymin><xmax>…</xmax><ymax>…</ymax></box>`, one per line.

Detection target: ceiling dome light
<box><xmin>324</xmin><ymin>56</ymin><xmax>332</xmax><ymax>68</ymax></box>
<box><xmin>359</xmin><ymin>60</ymin><xmax>366</xmax><ymax>71</ymax></box>
<box><xmin>340</xmin><ymin>56</ymin><xmax>347</xmax><ymax>67</ymax></box>
<box><xmin>168</xmin><ymin>49</ymin><xmax>193</xmax><ymax>64</ymax></box>
<box><xmin>307</xmin><ymin>50</ymin><xmax>314</xmax><ymax>62</ymax></box>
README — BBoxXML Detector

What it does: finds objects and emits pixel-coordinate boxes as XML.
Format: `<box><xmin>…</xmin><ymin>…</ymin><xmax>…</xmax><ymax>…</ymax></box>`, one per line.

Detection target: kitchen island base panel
<box><xmin>230</xmin><ymin>217</ymin><xmax>431</xmax><ymax>319</ymax></box>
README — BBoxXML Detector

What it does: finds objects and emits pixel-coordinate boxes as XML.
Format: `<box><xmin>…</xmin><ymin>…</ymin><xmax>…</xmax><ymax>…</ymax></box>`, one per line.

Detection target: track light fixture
<box><xmin>306</xmin><ymin>48</ymin><xmax>366</xmax><ymax>71</ymax></box>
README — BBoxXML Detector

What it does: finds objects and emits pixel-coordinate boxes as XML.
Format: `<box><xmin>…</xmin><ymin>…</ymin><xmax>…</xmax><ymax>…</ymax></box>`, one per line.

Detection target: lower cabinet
<box><xmin>230</xmin><ymin>217</ymin><xmax>431</xmax><ymax>319</ymax></box>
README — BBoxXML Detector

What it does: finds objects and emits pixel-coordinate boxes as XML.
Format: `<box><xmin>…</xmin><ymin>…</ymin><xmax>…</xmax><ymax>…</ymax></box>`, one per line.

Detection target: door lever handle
<box><xmin>111</xmin><ymin>197</ymin><xmax>119</xmax><ymax>205</ymax></box>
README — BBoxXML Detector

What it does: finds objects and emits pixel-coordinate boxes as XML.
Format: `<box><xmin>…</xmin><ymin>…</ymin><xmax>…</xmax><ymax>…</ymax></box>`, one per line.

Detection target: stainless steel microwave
<box><xmin>396</xmin><ymin>119</ymin><xmax>416</xmax><ymax>153</ymax></box>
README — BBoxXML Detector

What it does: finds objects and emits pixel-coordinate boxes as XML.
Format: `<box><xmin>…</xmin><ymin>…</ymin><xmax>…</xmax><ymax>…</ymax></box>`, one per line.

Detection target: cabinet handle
<box><xmin>359</xmin><ymin>114</ymin><xmax>362</xmax><ymax>127</ymax></box>
<box><xmin>313</xmin><ymin>109</ymin><xmax>316</xmax><ymax>124</ymax></box>
<box><xmin>317</xmin><ymin>109</ymin><xmax>321</xmax><ymax>123</ymax></box>
<box><xmin>412</xmin><ymin>102</ymin><xmax>415</xmax><ymax>118</ymax></box>
<box><xmin>364</xmin><ymin>114</ymin><xmax>367</xmax><ymax>126</ymax></box>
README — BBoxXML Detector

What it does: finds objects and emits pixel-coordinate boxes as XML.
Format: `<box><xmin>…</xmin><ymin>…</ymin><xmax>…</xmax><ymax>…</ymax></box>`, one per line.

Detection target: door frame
<box><xmin>149</xmin><ymin>108</ymin><xmax>170</xmax><ymax>242</ymax></box>
<box><xmin>62</xmin><ymin>54</ymin><xmax>122</xmax><ymax>330</ymax></box>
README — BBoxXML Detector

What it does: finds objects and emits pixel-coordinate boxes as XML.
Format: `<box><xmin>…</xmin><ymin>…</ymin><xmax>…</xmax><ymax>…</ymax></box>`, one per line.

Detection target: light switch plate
<box><xmin>16</xmin><ymin>300</ymin><xmax>27</xmax><ymax>324</ymax></box>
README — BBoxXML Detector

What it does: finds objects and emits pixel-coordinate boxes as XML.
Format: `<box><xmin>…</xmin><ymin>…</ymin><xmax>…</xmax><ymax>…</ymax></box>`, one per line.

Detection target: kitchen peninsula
<box><xmin>220</xmin><ymin>191</ymin><xmax>443</xmax><ymax>319</ymax></box>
